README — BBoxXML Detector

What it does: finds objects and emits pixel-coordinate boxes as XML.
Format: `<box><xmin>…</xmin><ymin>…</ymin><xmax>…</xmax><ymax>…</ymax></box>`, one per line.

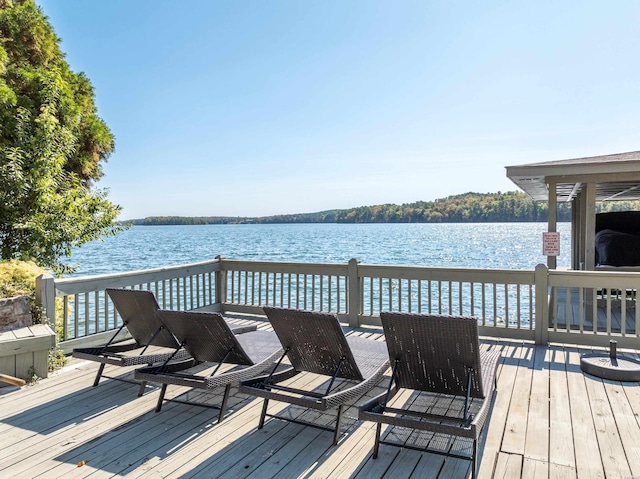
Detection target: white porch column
<box><xmin>584</xmin><ymin>182</ymin><xmax>597</xmax><ymax>270</ymax></box>
<box><xmin>547</xmin><ymin>181</ymin><xmax>557</xmax><ymax>270</ymax></box>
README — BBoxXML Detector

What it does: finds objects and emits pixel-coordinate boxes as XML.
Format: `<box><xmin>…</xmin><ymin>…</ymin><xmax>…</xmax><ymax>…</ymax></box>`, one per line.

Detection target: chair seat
<box><xmin>135</xmin><ymin>330</ymin><xmax>284</xmax><ymax>389</ymax></box>
<box><xmin>133</xmin><ymin>310</ymin><xmax>283</xmax><ymax>422</ymax></box>
<box><xmin>239</xmin><ymin>307</ymin><xmax>390</xmax><ymax>444</ymax></box>
<box><xmin>360</xmin><ymin>349</ymin><xmax>501</xmax><ymax>440</ymax></box>
<box><xmin>73</xmin><ymin>342</ymin><xmax>190</xmax><ymax>367</ymax></box>
<box><xmin>240</xmin><ymin>334</ymin><xmax>389</xmax><ymax>411</ymax></box>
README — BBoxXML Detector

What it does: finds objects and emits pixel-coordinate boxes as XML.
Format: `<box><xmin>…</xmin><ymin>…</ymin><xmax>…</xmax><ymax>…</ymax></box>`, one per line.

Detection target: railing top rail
<box><xmin>220</xmin><ymin>259</ymin><xmax>349</xmax><ymax>273</ymax></box>
<box><xmin>55</xmin><ymin>258</ymin><xmax>222</xmax><ymax>295</ymax></box>
<box><xmin>549</xmin><ymin>268</ymin><xmax>640</xmax><ymax>279</ymax></box>
<box><xmin>359</xmin><ymin>263</ymin><xmax>535</xmax><ymax>282</ymax></box>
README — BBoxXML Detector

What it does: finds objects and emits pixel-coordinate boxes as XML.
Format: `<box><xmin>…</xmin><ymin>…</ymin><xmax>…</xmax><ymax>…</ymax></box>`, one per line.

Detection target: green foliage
<box><xmin>0</xmin><ymin>258</ymin><xmax>45</xmax><ymax>324</ymax></box>
<box><xmin>0</xmin><ymin>0</ymin><xmax>126</xmax><ymax>272</ymax></box>
<box><xmin>26</xmin><ymin>365</ymin><xmax>39</xmax><ymax>384</ymax></box>
<box><xmin>0</xmin><ymin>259</ymin><xmax>68</xmax><ymax>370</ymax></box>
<box><xmin>0</xmin><ymin>259</ymin><xmax>63</xmax><ymax>333</ymax></box>
<box><xmin>133</xmin><ymin>192</ymin><xmax>640</xmax><ymax>226</ymax></box>
<box><xmin>0</xmin><ymin>258</ymin><xmax>44</xmax><ymax>298</ymax></box>
<box><xmin>48</xmin><ymin>346</ymin><xmax>67</xmax><ymax>372</ymax></box>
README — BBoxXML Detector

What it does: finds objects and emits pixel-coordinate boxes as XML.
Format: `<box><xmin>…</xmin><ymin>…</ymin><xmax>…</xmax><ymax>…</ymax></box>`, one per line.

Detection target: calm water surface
<box><xmin>65</xmin><ymin>223</ymin><xmax>572</xmax><ymax>277</ymax></box>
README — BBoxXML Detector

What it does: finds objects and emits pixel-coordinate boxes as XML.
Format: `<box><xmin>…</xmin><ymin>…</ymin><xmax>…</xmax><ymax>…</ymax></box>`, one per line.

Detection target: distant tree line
<box><xmin>131</xmin><ymin>191</ymin><xmax>640</xmax><ymax>226</ymax></box>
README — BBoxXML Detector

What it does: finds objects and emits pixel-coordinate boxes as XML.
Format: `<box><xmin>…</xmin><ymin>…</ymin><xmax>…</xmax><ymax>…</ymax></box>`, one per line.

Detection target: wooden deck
<box><xmin>1</xmin><ymin>317</ymin><xmax>639</xmax><ymax>479</ymax></box>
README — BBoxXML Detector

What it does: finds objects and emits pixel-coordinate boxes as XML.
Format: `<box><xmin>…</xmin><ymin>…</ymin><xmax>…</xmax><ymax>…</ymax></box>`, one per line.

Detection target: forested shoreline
<box><xmin>131</xmin><ymin>191</ymin><xmax>640</xmax><ymax>226</ymax></box>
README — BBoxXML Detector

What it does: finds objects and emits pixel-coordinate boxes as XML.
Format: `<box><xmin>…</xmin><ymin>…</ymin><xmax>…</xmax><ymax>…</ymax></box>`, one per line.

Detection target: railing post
<box><xmin>534</xmin><ymin>264</ymin><xmax>549</xmax><ymax>345</ymax></box>
<box><xmin>348</xmin><ymin>258</ymin><xmax>361</xmax><ymax>328</ymax></box>
<box><xmin>35</xmin><ymin>273</ymin><xmax>56</xmax><ymax>336</ymax></box>
<box><xmin>214</xmin><ymin>255</ymin><xmax>227</xmax><ymax>313</ymax></box>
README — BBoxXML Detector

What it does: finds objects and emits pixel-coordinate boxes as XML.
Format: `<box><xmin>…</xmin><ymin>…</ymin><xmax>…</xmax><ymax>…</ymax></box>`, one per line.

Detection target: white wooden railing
<box><xmin>35</xmin><ymin>257</ymin><xmax>640</xmax><ymax>352</ymax></box>
<box><xmin>37</xmin><ymin>258</ymin><xmax>223</xmax><ymax>351</ymax></box>
<box><xmin>545</xmin><ymin>269</ymin><xmax>640</xmax><ymax>349</ymax></box>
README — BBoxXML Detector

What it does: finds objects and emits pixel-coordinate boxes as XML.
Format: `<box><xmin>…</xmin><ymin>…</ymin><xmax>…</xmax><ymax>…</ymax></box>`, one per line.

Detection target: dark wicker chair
<box><xmin>239</xmin><ymin>307</ymin><xmax>390</xmax><ymax>444</ymax></box>
<box><xmin>72</xmin><ymin>288</ymin><xmax>255</xmax><ymax>395</ymax></box>
<box><xmin>72</xmin><ymin>289</ymin><xmax>191</xmax><ymax>395</ymax></box>
<box><xmin>134</xmin><ymin>309</ymin><xmax>283</xmax><ymax>423</ymax></box>
<box><xmin>359</xmin><ymin>312</ymin><xmax>501</xmax><ymax>479</ymax></box>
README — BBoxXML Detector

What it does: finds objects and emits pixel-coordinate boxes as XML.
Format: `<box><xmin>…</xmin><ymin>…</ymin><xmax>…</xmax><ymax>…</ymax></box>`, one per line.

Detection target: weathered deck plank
<box><xmin>500</xmin><ymin>342</ymin><xmax>535</xmax><ymax>456</ymax></box>
<box><xmin>524</xmin><ymin>345</ymin><xmax>550</xmax><ymax>465</ymax></box>
<box><xmin>548</xmin><ymin>346</ymin><xmax>576</xmax><ymax>473</ymax></box>
<box><xmin>1</xmin><ymin>322</ymin><xmax>639</xmax><ymax>479</ymax></box>
<box><xmin>583</xmin><ymin>373</ymin><xmax>632</xmax><ymax>479</ymax></box>
<box><xmin>477</xmin><ymin>340</ymin><xmax>523</xmax><ymax>479</ymax></box>
<box><xmin>565</xmin><ymin>349</ymin><xmax>605</xmax><ymax>479</ymax></box>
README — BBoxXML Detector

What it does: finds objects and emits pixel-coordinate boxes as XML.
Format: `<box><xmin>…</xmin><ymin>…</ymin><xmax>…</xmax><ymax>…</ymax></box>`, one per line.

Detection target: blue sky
<box><xmin>37</xmin><ymin>1</ymin><xmax>640</xmax><ymax>220</ymax></box>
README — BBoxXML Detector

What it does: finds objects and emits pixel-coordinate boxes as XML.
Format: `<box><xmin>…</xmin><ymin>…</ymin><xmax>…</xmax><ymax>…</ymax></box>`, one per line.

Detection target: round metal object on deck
<box><xmin>580</xmin><ymin>340</ymin><xmax>640</xmax><ymax>382</ymax></box>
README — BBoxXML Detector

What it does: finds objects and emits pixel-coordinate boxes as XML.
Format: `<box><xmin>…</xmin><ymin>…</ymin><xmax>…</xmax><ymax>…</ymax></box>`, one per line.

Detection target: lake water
<box><xmin>64</xmin><ymin>222</ymin><xmax>572</xmax><ymax>277</ymax></box>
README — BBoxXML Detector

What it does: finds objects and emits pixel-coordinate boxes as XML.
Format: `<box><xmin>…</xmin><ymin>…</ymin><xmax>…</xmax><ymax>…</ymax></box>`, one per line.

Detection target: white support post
<box><xmin>584</xmin><ymin>182</ymin><xmax>597</xmax><ymax>271</ymax></box>
<box><xmin>214</xmin><ymin>255</ymin><xmax>227</xmax><ymax>312</ymax></box>
<box><xmin>348</xmin><ymin>258</ymin><xmax>361</xmax><ymax>328</ymax></box>
<box><xmin>547</xmin><ymin>181</ymin><xmax>557</xmax><ymax>270</ymax></box>
<box><xmin>35</xmin><ymin>273</ymin><xmax>57</xmax><ymax>335</ymax></box>
<box><xmin>534</xmin><ymin>264</ymin><xmax>549</xmax><ymax>345</ymax></box>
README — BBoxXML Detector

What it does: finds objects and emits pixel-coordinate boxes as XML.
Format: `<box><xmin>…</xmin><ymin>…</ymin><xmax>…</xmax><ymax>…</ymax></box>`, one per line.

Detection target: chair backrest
<box><xmin>157</xmin><ymin>310</ymin><xmax>254</xmax><ymax>365</ymax></box>
<box><xmin>264</xmin><ymin>307</ymin><xmax>364</xmax><ymax>381</ymax></box>
<box><xmin>106</xmin><ymin>288</ymin><xmax>180</xmax><ymax>349</ymax></box>
<box><xmin>380</xmin><ymin>312</ymin><xmax>486</xmax><ymax>398</ymax></box>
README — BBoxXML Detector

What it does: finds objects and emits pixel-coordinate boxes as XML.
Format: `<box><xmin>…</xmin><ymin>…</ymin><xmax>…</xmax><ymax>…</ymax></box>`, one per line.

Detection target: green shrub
<box><xmin>0</xmin><ymin>260</ymin><xmax>67</xmax><ymax>370</ymax></box>
<box><xmin>0</xmin><ymin>260</ymin><xmax>48</xmax><ymax>322</ymax></box>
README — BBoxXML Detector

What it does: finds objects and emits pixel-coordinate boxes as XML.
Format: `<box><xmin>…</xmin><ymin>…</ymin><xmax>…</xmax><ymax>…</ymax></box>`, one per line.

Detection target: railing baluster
<box><xmin>254</xmin><ymin>271</ymin><xmax>258</xmax><ymax>306</ymax></box>
<box><xmin>516</xmin><ymin>285</ymin><xmax>521</xmax><ymax>329</ymax></box>
<box><xmin>471</xmin><ymin>282</ymin><xmax>476</xmax><ymax>319</ymax></box>
<box><xmin>621</xmin><ymin>288</ymin><xmax>627</xmax><ymax>336</ymax></box>
<box><xmin>606</xmin><ymin>289</ymin><xmax>612</xmax><ymax>335</ymax></box>
<box><xmin>104</xmin><ymin>290</ymin><xmax>109</xmax><ymax>332</ymax></box>
<box><xmin>63</xmin><ymin>296</ymin><xmax>69</xmax><ymax>341</ymax></box>
<box><xmin>503</xmin><ymin>284</ymin><xmax>509</xmax><ymax>328</ymax></box>
<box><xmin>73</xmin><ymin>294</ymin><xmax>79</xmax><ymax>339</ymax></box>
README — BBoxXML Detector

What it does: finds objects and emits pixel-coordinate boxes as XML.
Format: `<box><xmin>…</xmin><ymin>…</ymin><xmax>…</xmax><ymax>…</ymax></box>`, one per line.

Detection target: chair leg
<box><xmin>155</xmin><ymin>384</ymin><xmax>168</xmax><ymax>412</ymax></box>
<box><xmin>333</xmin><ymin>405</ymin><xmax>344</xmax><ymax>445</ymax></box>
<box><xmin>137</xmin><ymin>380</ymin><xmax>147</xmax><ymax>397</ymax></box>
<box><xmin>373</xmin><ymin>423</ymin><xmax>382</xmax><ymax>459</ymax></box>
<box><xmin>472</xmin><ymin>438</ymin><xmax>478</xmax><ymax>479</ymax></box>
<box><xmin>217</xmin><ymin>384</ymin><xmax>231</xmax><ymax>424</ymax></box>
<box><xmin>93</xmin><ymin>363</ymin><xmax>106</xmax><ymax>387</ymax></box>
<box><xmin>258</xmin><ymin>399</ymin><xmax>269</xmax><ymax>429</ymax></box>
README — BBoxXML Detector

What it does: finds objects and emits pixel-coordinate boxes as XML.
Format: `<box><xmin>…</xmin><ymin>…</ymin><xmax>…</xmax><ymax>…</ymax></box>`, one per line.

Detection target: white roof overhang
<box><xmin>506</xmin><ymin>151</ymin><xmax>640</xmax><ymax>202</ymax></box>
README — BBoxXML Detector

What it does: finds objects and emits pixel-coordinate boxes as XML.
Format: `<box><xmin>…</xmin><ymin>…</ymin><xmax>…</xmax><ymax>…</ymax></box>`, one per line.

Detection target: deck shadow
<box><xmin>49</xmin><ymin>384</ymin><xmax>256</xmax><ymax>476</ymax></box>
<box><xmin>0</xmin><ymin>368</ymin><xmax>160</xmax><ymax>434</ymax></box>
<box><xmin>337</xmin><ymin>387</ymin><xmax>498</xmax><ymax>479</ymax></box>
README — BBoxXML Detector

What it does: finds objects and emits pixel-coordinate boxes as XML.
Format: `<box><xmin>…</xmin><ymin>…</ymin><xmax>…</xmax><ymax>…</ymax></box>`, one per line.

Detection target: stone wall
<box><xmin>0</xmin><ymin>296</ymin><xmax>33</xmax><ymax>332</ymax></box>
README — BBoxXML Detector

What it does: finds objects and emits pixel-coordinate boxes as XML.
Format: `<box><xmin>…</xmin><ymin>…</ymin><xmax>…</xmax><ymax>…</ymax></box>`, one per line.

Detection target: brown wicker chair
<box><xmin>359</xmin><ymin>312</ymin><xmax>501</xmax><ymax>479</ymax></box>
<box><xmin>72</xmin><ymin>288</ymin><xmax>255</xmax><ymax>395</ymax></box>
<box><xmin>72</xmin><ymin>289</ymin><xmax>191</xmax><ymax>395</ymax></box>
<box><xmin>239</xmin><ymin>307</ymin><xmax>390</xmax><ymax>444</ymax></box>
<box><xmin>134</xmin><ymin>309</ymin><xmax>283</xmax><ymax>423</ymax></box>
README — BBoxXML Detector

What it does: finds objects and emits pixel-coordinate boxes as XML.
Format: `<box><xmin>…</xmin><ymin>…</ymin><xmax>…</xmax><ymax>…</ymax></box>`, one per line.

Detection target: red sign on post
<box><xmin>542</xmin><ymin>232</ymin><xmax>560</xmax><ymax>256</ymax></box>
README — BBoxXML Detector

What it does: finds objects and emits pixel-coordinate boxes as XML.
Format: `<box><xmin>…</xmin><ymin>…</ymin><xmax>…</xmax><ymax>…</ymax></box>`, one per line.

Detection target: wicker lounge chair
<box><xmin>134</xmin><ymin>309</ymin><xmax>283</xmax><ymax>423</ymax></box>
<box><xmin>358</xmin><ymin>312</ymin><xmax>501</xmax><ymax>479</ymax></box>
<box><xmin>239</xmin><ymin>307</ymin><xmax>390</xmax><ymax>444</ymax></box>
<box><xmin>72</xmin><ymin>288</ymin><xmax>255</xmax><ymax>395</ymax></box>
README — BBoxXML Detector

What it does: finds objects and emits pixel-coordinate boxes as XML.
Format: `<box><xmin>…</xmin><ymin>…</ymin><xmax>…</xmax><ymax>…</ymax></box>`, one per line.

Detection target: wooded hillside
<box><xmin>132</xmin><ymin>191</ymin><xmax>640</xmax><ymax>225</ymax></box>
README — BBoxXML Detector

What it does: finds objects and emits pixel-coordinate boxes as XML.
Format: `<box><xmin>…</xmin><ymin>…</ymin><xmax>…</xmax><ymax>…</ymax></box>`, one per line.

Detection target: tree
<box><xmin>0</xmin><ymin>0</ymin><xmax>125</xmax><ymax>272</ymax></box>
